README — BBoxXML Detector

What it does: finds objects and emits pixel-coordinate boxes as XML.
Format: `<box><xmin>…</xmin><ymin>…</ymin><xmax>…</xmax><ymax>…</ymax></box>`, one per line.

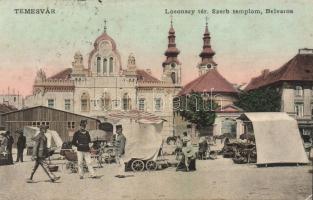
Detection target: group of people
<box><xmin>27</xmin><ymin>120</ymin><xmax>127</xmax><ymax>183</ymax></box>
<box><xmin>71</xmin><ymin>120</ymin><xmax>127</xmax><ymax>179</ymax></box>
<box><xmin>0</xmin><ymin>129</ymin><xmax>26</xmax><ymax>165</ymax></box>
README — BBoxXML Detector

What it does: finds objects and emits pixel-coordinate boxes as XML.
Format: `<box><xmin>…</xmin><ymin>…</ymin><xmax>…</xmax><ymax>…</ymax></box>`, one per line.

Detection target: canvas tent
<box><xmin>239</xmin><ymin>112</ymin><xmax>309</xmax><ymax>165</ymax></box>
<box><xmin>89</xmin><ymin>129</ymin><xmax>113</xmax><ymax>142</ymax></box>
<box><xmin>23</xmin><ymin>126</ymin><xmax>63</xmax><ymax>151</ymax></box>
<box><xmin>99</xmin><ymin>110</ymin><xmax>165</xmax><ymax>162</ymax></box>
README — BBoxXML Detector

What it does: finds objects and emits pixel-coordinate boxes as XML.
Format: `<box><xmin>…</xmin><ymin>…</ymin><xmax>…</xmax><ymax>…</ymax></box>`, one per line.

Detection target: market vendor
<box><xmin>114</xmin><ymin>124</ymin><xmax>127</xmax><ymax>178</ymax></box>
<box><xmin>198</xmin><ymin>136</ymin><xmax>208</xmax><ymax>160</ymax></box>
<box><xmin>1</xmin><ymin>131</ymin><xmax>14</xmax><ymax>165</ymax></box>
<box><xmin>182</xmin><ymin>131</ymin><xmax>191</xmax><ymax>146</ymax></box>
<box><xmin>176</xmin><ymin>132</ymin><xmax>196</xmax><ymax>172</ymax></box>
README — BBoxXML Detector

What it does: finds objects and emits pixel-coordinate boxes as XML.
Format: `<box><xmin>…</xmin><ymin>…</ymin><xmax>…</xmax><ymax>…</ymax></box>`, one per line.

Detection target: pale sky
<box><xmin>0</xmin><ymin>0</ymin><xmax>312</xmax><ymax>95</ymax></box>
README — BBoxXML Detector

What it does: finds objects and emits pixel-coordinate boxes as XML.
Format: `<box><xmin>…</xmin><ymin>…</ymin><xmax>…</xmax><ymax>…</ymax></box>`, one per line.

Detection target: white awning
<box><xmin>240</xmin><ymin>112</ymin><xmax>309</xmax><ymax>165</ymax></box>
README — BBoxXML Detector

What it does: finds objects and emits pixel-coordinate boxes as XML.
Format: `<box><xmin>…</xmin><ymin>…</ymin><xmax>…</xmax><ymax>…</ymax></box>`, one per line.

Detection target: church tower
<box><xmin>124</xmin><ymin>53</ymin><xmax>137</xmax><ymax>76</ymax></box>
<box><xmin>197</xmin><ymin>18</ymin><xmax>217</xmax><ymax>76</ymax></box>
<box><xmin>162</xmin><ymin>18</ymin><xmax>181</xmax><ymax>85</ymax></box>
<box><xmin>71</xmin><ymin>51</ymin><xmax>86</xmax><ymax>76</ymax></box>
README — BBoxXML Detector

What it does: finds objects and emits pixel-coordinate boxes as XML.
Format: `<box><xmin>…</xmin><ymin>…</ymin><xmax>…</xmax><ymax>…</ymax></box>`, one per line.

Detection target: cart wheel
<box><xmin>146</xmin><ymin>160</ymin><xmax>157</xmax><ymax>171</ymax></box>
<box><xmin>131</xmin><ymin>160</ymin><xmax>145</xmax><ymax>172</ymax></box>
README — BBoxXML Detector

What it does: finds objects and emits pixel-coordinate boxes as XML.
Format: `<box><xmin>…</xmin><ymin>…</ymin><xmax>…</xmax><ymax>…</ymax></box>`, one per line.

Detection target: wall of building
<box><xmin>1</xmin><ymin>106</ymin><xmax>99</xmax><ymax>144</ymax></box>
<box><xmin>281</xmin><ymin>82</ymin><xmax>313</xmax><ymax>119</ymax></box>
<box><xmin>25</xmin><ymin>91</ymin><xmax>74</xmax><ymax>112</ymax></box>
<box><xmin>0</xmin><ymin>94</ymin><xmax>24</xmax><ymax>109</ymax></box>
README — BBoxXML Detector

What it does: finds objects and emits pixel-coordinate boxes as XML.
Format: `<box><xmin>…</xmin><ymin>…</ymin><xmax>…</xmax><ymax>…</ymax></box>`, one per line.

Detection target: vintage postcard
<box><xmin>0</xmin><ymin>0</ymin><xmax>312</xmax><ymax>200</ymax></box>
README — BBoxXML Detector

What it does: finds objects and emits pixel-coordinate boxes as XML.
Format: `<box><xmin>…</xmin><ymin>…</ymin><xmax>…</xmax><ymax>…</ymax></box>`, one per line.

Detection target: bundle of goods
<box><xmin>221</xmin><ymin>141</ymin><xmax>257</xmax><ymax>164</ymax></box>
<box><xmin>232</xmin><ymin>143</ymin><xmax>256</xmax><ymax>164</ymax></box>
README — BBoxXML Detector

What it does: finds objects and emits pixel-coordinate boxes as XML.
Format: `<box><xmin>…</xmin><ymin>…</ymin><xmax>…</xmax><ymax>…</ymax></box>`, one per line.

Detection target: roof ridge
<box><xmin>136</xmin><ymin>69</ymin><xmax>160</xmax><ymax>82</ymax></box>
<box><xmin>179</xmin><ymin>69</ymin><xmax>237</xmax><ymax>95</ymax></box>
<box><xmin>212</xmin><ymin>69</ymin><xmax>236</xmax><ymax>89</ymax></box>
<box><xmin>48</xmin><ymin>68</ymin><xmax>72</xmax><ymax>79</ymax></box>
<box><xmin>245</xmin><ymin>53</ymin><xmax>313</xmax><ymax>91</ymax></box>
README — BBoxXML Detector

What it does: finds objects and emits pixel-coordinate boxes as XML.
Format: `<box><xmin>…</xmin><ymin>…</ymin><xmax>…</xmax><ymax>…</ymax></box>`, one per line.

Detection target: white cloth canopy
<box><xmin>240</xmin><ymin>112</ymin><xmax>309</xmax><ymax>165</ymax></box>
<box><xmin>24</xmin><ymin>126</ymin><xmax>63</xmax><ymax>149</ymax></box>
<box><xmin>100</xmin><ymin>110</ymin><xmax>165</xmax><ymax>162</ymax></box>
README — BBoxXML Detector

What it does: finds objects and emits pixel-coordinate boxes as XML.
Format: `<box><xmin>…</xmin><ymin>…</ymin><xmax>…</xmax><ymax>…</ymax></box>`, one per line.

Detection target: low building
<box><xmin>0</xmin><ymin>104</ymin><xmax>18</xmax><ymax>130</ymax></box>
<box><xmin>0</xmin><ymin>93</ymin><xmax>24</xmax><ymax>109</ymax></box>
<box><xmin>1</xmin><ymin>106</ymin><xmax>100</xmax><ymax>143</ymax></box>
<box><xmin>245</xmin><ymin>48</ymin><xmax>313</xmax><ymax>138</ymax></box>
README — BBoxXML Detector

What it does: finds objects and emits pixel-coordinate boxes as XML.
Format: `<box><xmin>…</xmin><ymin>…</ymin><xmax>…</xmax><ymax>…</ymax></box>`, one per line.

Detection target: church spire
<box><xmin>104</xmin><ymin>19</ymin><xmax>107</xmax><ymax>33</ymax></box>
<box><xmin>198</xmin><ymin>17</ymin><xmax>217</xmax><ymax>76</ymax></box>
<box><xmin>199</xmin><ymin>17</ymin><xmax>215</xmax><ymax>61</ymax></box>
<box><xmin>162</xmin><ymin>15</ymin><xmax>180</xmax><ymax>67</ymax></box>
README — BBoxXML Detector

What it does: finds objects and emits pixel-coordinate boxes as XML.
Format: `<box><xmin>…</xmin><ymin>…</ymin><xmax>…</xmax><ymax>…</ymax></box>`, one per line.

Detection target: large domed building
<box><xmin>25</xmin><ymin>21</ymin><xmax>182</xmax><ymax>137</ymax></box>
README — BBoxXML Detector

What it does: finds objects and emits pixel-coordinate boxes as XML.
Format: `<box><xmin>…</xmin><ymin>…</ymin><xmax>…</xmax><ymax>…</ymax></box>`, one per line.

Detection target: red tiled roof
<box><xmin>48</xmin><ymin>68</ymin><xmax>72</xmax><ymax>80</ymax></box>
<box><xmin>179</xmin><ymin>69</ymin><xmax>238</xmax><ymax>95</ymax></box>
<box><xmin>136</xmin><ymin>70</ymin><xmax>160</xmax><ymax>82</ymax></box>
<box><xmin>245</xmin><ymin>53</ymin><xmax>313</xmax><ymax>91</ymax></box>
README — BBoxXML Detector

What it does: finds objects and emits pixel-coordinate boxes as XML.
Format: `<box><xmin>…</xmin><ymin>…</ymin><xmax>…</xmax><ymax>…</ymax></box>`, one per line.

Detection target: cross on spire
<box><xmin>170</xmin><ymin>14</ymin><xmax>173</xmax><ymax>27</ymax></box>
<box><xmin>104</xmin><ymin>19</ymin><xmax>107</xmax><ymax>33</ymax></box>
<box><xmin>205</xmin><ymin>16</ymin><xmax>208</xmax><ymax>27</ymax></box>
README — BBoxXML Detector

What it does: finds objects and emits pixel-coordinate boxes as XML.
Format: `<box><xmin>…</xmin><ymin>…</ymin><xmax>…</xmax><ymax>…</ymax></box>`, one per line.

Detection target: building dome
<box><xmin>93</xmin><ymin>32</ymin><xmax>117</xmax><ymax>51</ymax></box>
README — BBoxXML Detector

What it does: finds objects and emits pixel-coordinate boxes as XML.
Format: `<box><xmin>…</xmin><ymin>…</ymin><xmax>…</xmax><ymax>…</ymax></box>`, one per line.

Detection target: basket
<box><xmin>63</xmin><ymin>150</ymin><xmax>78</xmax><ymax>161</ymax></box>
<box><xmin>48</xmin><ymin>165</ymin><xmax>59</xmax><ymax>172</ymax></box>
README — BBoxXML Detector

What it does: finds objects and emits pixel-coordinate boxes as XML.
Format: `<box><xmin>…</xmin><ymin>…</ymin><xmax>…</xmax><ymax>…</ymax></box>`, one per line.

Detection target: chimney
<box><xmin>298</xmin><ymin>48</ymin><xmax>313</xmax><ymax>55</ymax></box>
<box><xmin>261</xmin><ymin>69</ymin><xmax>270</xmax><ymax>79</ymax></box>
<box><xmin>145</xmin><ymin>69</ymin><xmax>152</xmax><ymax>75</ymax></box>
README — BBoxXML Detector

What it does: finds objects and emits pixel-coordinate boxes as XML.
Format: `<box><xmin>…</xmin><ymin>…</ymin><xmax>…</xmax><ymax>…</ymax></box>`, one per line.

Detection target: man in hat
<box><xmin>16</xmin><ymin>129</ymin><xmax>26</xmax><ymax>162</ymax></box>
<box><xmin>114</xmin><ymin>125</ymin><xmax>126</xmax><ymax>178</ymax></box>
<box><xmin>27</xmin><ymin>125</ymin><xmax>60</xmax><ymax>183</ymax></box>
<box><xmin>72</xmin><ymin>120</ymin><xmax>96</xmax><ymax>179</ymax></box>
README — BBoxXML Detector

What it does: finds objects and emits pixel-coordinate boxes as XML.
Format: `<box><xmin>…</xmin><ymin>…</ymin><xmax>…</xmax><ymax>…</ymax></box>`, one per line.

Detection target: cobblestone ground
<box><xmin>0</xmin><ymin>152</ymin><xmax>312</xmax><ymax>200</ymax></box>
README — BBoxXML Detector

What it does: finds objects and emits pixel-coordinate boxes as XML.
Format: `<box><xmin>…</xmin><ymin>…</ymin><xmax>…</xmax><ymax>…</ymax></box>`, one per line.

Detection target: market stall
<box><xmin>238</xmin><ymin>112</ymin><xmax>309</xmax><ymax>165</ymax></box>
<box><xmin>100</xmin><ymin>110</ymin><xmax>166</xmax><ymax>171</ymax></box>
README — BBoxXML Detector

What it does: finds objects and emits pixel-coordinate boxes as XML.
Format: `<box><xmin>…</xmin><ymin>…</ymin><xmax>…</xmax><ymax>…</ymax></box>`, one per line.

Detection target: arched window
<box><xmin>154</xmin><ymin>98</ymin><xmax>162</xmax><ymax>111</ymax></box>
<box><xmin>122</xmin><ymin>93</ymin><xmax>130</xmax><ymax>110</ymax></box>
<box><xmin>81</xmin><ymin>92</ymin><xmax>90</xmax><ymax>112</ymax></box>
<box><xmin>97</xmin><ymin>57</ymin><xmax>101</xmax><ymax>74</ymax></box>
<box><xmin>109</xmin><ymin>57</ymin><xmax>113</xmax><ymax>73</ymax></box>
<box><xmin>171</xmin><ymin>72</ymin><xmax>176</xmax><ymax>84</ymax></box>
<box><xmin>103</xmin><ymin>58</ymin><xmax>107</xmax><ymax>74</ymax></box>
<box><xmin>104</xmin><ymin>92</ymin><xmax>111</xmax><ymax>110</ymax></box>
<box><xmin>295</xmin><ymin>86</ymin><xmax>303</xmax><ymax>97</ymax></box>
<box><xmin>138</xmin><ymin>98</ymin><xmax>145</xmax><ymax>111</ymax></box>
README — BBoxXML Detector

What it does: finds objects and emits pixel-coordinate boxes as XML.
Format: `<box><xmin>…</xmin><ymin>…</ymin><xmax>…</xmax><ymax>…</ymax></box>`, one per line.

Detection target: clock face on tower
<box><xmin>100</xmin><ymin>40</ymin><xmax>111</xmax><ymax>50</ymax></box>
